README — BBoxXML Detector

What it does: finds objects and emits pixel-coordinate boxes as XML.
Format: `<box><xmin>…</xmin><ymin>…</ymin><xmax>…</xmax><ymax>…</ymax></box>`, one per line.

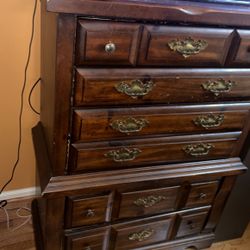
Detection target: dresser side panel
<box><xmin>40</xmin><ymin>0</ymin><xmax>57</xmax><ymax>170</ymax></box>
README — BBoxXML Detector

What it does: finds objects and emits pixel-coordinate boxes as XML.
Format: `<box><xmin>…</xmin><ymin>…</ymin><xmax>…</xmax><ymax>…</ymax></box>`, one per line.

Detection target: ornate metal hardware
<box><xmin>105</xmin><ymin>42</ymin><xmax>116</xmax><ymax>53</ymax></box>
<box><xmin>198</xmin><ymin>193</ymin><xmax>207</xmax><ymax>200</ymax></box>
<box><xmin>85</xmin><ymin>209</ymin><xmax>95</xmax><ymax>217</ymax></box>
<box><xmin>133</xmin><ymin>195</ymin><xmax>166</xmax><ymax>208</ymax></box>
<box><xmin>167</xmin><ymin>37</ymin><xmax>208</xmax><ymax>58</ymax></box>
<box><xmin>193</xmin><ymin>114</ymin><xmax>224</xmax><ymax>129</ymax></box>
<box><xmin>187</xmin><ymin>220</ymin><xmax>195</xmax><ymax>230</ymax></box>
<box><xmin>128</xmin><ymin>229</ymin><xmax>154</xmax><ymax>242</ymax></box>
<box><xmin>85</xmin><ymin>247</ymin><xmax>91</xmax><ymax>250</ymax></box>
<box><xmin>183</xmin><ymin>143</ymin><xmax>214</xmax><ymax>157</ymax></box>
<box><xmin>110</xmin><ymin>117</ymin><xmax>149</xmax><ymax>134</ymax></box>
<box><xmin>115</xmin><ymin>79</ymin><xmax>154</xmax><ymax>99</ymax></box>
<box><xmin>104</xmin><ymin>147</ymin><xmax>141</xmax><ymax>162</ymax></box>
<box><xmin>202</xmin><ymin>79</ymin><xmax>236</xmax><ymax>96</ymax></box>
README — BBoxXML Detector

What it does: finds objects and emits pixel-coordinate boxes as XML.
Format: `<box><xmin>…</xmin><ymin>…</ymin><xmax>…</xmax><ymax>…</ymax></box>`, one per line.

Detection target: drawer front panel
<box><xmin>139</xmin><ymin>25</ymin><xmax>233</xmax><ymax>66</ymax></box>
<box><xmin>72</xmin><ymin>104</ymin><xmax>249</xmax><ymax>142</ymax></box>
<box><xmin>228</xmin><ymin>30</ymin><xmax>250</xmax><ymax>66</ymax></box>
<box><xmin>65</xmin><ymin>227</ymin><xmax>110</xmax><ymax>250</ymax></box>
<box><xmin>113</xmin><ymin>216</ymin><xmax>172</xmax><ymax>249</ymax></box>
<box><xmin>69</xmin><ymin>132</ymin><xmax>240</xmax><ymax>173</ymax></box>
<box><xmin>176</xmin><ymin>211</ymin><xmax>209</xmax><ymax>238</ymax></box>
<box><xmin>185</xmin><ymin>181</ymin><xmax>219</xmax><ymax>209</ymax></box>
<box><xmin>118</xmin><ymin>186</ymin><xmax>180</xmax><ymax>220</ymax></box>
<box><xmin>65</xmin><ymin>208</ymin><xmax>211</xmax><ymax>250</ymax></box>
<box><xmin>75</xmin><ymin>20</ymin><xmax>141</xmax><ymax>66</ymax></box>
<box><xmin>75</xmin><ymin>69</ymin><xmax>250</xmax><ymax>106</ymax></box>
<box><xmin>66</xmin><ymin>194</ymin><xmax>112</xmax><ymax>228</ymax></box>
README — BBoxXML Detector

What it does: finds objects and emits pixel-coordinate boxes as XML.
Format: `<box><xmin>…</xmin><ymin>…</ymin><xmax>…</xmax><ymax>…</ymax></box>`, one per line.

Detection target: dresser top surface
<box><xmin>45</xmin><ymin>0</ymin><xmax>250</xmax><ymax>27</ymax></box>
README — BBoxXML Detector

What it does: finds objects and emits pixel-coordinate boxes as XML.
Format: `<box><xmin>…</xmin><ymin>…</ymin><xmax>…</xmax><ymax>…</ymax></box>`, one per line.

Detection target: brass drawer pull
<box><xmin>104</xmin><ymin>147</ymin><xmax>141</xmax><ymax>162</ymax></box>
<box><xmin>198</xmin><ymin>193</ymin><xmax>207</xmax><ymax>200</ymax></box>
<box><xmin>194</xmin><ymin>114</ymin><xmax>224</xmax><ymax>129</ymax></box>
<box><xmin>85</xmin><ymin>247</ymin><xmax>91</xmax><ymax>250</ymax></box>
<box><xmin>134</xmin><ymin>195</ymin><xmax>166</xmax><ymax>208</ymax></box>
<box><xmin>115</xmin><ymin>79</ymin><xmax>154</xmax><ymax>99</ymax></box>
<box><xmin>110</xmin><ymin>117</ymin><xmax>149</xmax><ymax>134</ymax></box>
<box><xmin>85</xmin><ymin>209</ymin><xmax>95</xmax><ymax>217</ymax></box>
<box><xmin>128</xmin><ymin>229</ymin><xmax>154</xmax><ymax>242</ymax></box>
<box><xmin>202</xmin><ymin>79</ymin><xmax>236</xmax><ymax>96</ymax></box>
<box><xmin>105</xmin><ymin>42</ymin><xmax>116</xmax><ymax>53</ymax></box>
<box><xmin>187</xmin><ymin>220</ymin><xmax>195</xmax><ymax>230</ymax></box>
<box><xmin>183</xmin><ymin>143</ymin><xmax>214</xmax><ymax>157</ymax></box>
<box><xmin>167</xmin><ymin>37</ymin><xmax>208</xmax><ymax>58</ymax></box>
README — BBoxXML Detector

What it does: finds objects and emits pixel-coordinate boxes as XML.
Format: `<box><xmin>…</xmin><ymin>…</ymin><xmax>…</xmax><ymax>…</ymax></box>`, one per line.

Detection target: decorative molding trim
<box><xmin>0</xmin><ymin>187</ymin><xmax>40</xmax><ymax>200</ymax></box>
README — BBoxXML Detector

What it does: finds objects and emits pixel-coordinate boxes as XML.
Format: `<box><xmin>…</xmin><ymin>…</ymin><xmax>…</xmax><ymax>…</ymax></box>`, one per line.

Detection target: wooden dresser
<box><xmin>32</xmin><ymin>0</ymin><xmax>250</xmax><ymax>249</ymax></box>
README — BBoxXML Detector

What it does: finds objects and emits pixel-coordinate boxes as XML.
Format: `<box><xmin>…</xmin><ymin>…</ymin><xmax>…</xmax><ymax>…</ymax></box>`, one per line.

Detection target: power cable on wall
<box><xmin>0</xmin><ymin>0</ymin><xmax>39</xmax><ymax>211</ymax></box>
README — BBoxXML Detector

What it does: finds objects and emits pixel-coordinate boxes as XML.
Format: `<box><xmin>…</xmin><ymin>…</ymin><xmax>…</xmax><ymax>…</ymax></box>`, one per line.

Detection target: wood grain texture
<box><xmin>42</xmin><ymin>157</ymin><xmax>246</xmax><ymax>197</ymax></box>
<box><xmin>69</xmin><ymin>132</ymin><xmax>241</xmax><ymax>173</ymax></box>
<box><xmin>52</xmin><ymin>14</ymin><xmax>76</xmax><ymax>175</ymax></box>
<box><xmin>139</xmin><ymin>25</ymin><xmax>234</xmax><ymax>67</ymax></box>
<box><xmin>45</xmin><ymin>0</ymin><xmax>250</xmax><ymax>27</ymax></box>
<box><xmin>75</xmin><ymin>20</ymin><xmax>142</xmax><ymax>66</ymax></box>
<box><xmin>75</xmin><ymin>68</ymin><xmax>250</xmax><ymax>106</ymax></box>
<box><xmin>0</xmin><ymin>197</ymin><xmax>35</xmax><ymax>250</ymax></box>
<box><xmin>72</xmin><ymin>104</ymin><xmax>250</xmax><ymax>142</ymax></box>
<box><xmin>2</xmin><ymin>197</ymin><xmax>250</xmax><ymax>250</ymax></box>
<box><xmin>228</xmin><ymin>29</ymin><xmax>250</xmax><ymax>66</ymax></box>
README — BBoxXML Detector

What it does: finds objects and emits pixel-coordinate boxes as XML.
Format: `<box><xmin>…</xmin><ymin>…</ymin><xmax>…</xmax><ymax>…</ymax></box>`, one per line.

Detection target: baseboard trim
<box><xmin>0</xmin><ymin>187</ymin><xmax>41</xmax><ymax>200</ymax></box>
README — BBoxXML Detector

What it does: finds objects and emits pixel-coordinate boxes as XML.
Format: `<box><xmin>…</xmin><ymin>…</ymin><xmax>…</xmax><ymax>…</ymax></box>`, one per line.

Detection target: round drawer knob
<box><xmin>187</xmin><ymin>220</ymin><xmax>195</xmax><ymax>229</ymax></box>
<box><xmin>199</xmin><ymin>193</ymin><xmax>207</xmax><ymax>199</ymax></box>
<box><xmin>85</xmin><ymin>209</ymin><xmax>95</xmax><ymax>217</ymax></box>
<box><xmin>105</xmin><ymin>42</ymin><xmax>116</xmax><ymax>53</ymax></box>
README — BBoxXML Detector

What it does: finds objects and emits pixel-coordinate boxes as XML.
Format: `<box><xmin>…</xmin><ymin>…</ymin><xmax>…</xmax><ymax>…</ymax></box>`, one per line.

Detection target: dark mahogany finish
<box><xmin>75</xmin><ymin>69</ymin><xmax>250</xmax><ymax>106</ymax></box>
<box><xmin>33</xmin><ymin>1</ymin><xmax>250</xmax><ymax>249</ymax></box>
<box><xmin>69</xmin><ymin>132</ymin><xmax>241</xmax><ymax>173</ymax></box>
<box><xmin>72</xmin><ymin>103</ymin><xmax>250</xmax><ymax>142</ymax></box>
<box><xmin>139</xmin><ymin>25</ymin><xmax>233</xmax><ymax>67</ymax></box>
<box><xmin>76</xmin><ymin>20</ymin><xmax>142</xmax><ymax>66</ymax></box>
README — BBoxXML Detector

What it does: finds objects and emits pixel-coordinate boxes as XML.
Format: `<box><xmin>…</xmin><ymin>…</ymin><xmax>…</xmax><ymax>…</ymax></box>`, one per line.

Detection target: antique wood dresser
<box><xmin>32</xmin><ymin>0</ymin><xmax>250</xmax><ymax>249</ymax></box>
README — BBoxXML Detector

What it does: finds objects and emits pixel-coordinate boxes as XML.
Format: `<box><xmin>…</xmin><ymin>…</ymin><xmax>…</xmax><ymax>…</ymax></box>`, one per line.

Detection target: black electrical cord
<box><xmin>28</xmin><ymin>77</ymin><xmax>41</xmax><ymax>115</ymax></box>
<box><xmin>0</xmin><ymin>0</ymin><xmax>38</xmax><ymax>208</ymax></box>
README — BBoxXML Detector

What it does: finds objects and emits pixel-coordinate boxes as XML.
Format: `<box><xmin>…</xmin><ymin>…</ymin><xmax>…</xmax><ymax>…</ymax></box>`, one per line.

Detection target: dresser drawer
<box><xmin>113</xmin><ymin>214</ymin><xmax>172</xmax><ymax>249</ymax></box>
<box><xmin>138</xmin><ymin>25</ymin><xmax>233</xmax><ymax>66</ymax></box>
<box><xmin>72</xmin><ymin>104</ymin><xmax>249</xmax><ymax>142</ymax></box>
<box><xmin>176</xmin><ymin>211</ymin><xmax>209</xmax><ymax>238</ymax></box>
<box><xmin>228</xmin><ymin>29</ymin><xmax>250</xmax><ymax>66</ymax></box>
<box><xmin>65</xmin><ymin>227</ymin><xmax>110</xmax><ymax>250</ymax></box>
<box><xmin>74</xmin><ymin>68</ymin><xmax>250</xmax><ymax>106</ymax></box>
<box><xmin>185</xmin><ymin>181</ymin><xmax>219</xmax><ymax>209</ymax></box>
<box><xmin>69</xmin><ymin>132</ymin><xmax>240</xmax><ymax>173</ymax></box>
<box><xmin>117</xmin><ymin>186</ymin><xmax>180</xmax><ymax>220</ymax></box>
<box><xmin>75</xmin><ymin>20</ymin><xmax>141</xmax><ymax>66</ymax></box>
<box><xmin>65</xmin><ymin>193</ymin><xmax>112</xmax><ymax>228</ymax></box>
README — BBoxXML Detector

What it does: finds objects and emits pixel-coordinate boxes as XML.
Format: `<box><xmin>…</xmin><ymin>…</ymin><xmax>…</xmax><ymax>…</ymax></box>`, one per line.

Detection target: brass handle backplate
<box><xmin>167</xmin><ymin>37</ymin><xmax>208</xmax><ymax>58</ymax></box>
<box><xmin>134</xmin><ymin>195</ymin><xmax>166</xmax><ymax>208</ymax></box>
<box><xmin>85</xmin><ymin>247</ymin><xmax>91</xmax><ymax>250</ymax></box>
<box><xmin>128</xmin><ymin>229</ymin><xmax>154</xmax><ymax>242</ymax></box>
<box><xmin>105</xmin><ymin>42</ymin><xmax>116</xmax><ymax>53</ymax></box>
<box><xmin>193</xmin><ymin>114</ymin><xmax>224</xmax><ymax>129</ymax></box>
<box><xmin>110</xmin><ymin>117</ymin><xmax>149</xmax><ymax>134</ymax></box>
<box><xmin>202</xmin><ymin>79</ymin><xmax>236</xmax><ymax>96</ymax></box>
<box><xmin>85</xmin><ymin>209</ymin><xmax>95</xmax><ymax>217</ymax></box>
<box><xmin>198</xmin><ymin>193</ymin><xmax>207</xmax><ymax>200</ymax></box>
<box><xmin>183</xmin><ymin>143</ymin><xmax>214</xmax><ymax>157</ymax></box>
<box><xmin>187</xmin><ymin>220</ymin><xmax>195</xmax><ymax>230</ymax></box>
<box><xmin>115</xmin><ymin>79</ymin><xmax>154</xmax><ymax>99</ymax></box>
<box><xmin>104</xmin><ymin>147</ymin><xmax>141</xmax><ymax>162</ymax></box>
